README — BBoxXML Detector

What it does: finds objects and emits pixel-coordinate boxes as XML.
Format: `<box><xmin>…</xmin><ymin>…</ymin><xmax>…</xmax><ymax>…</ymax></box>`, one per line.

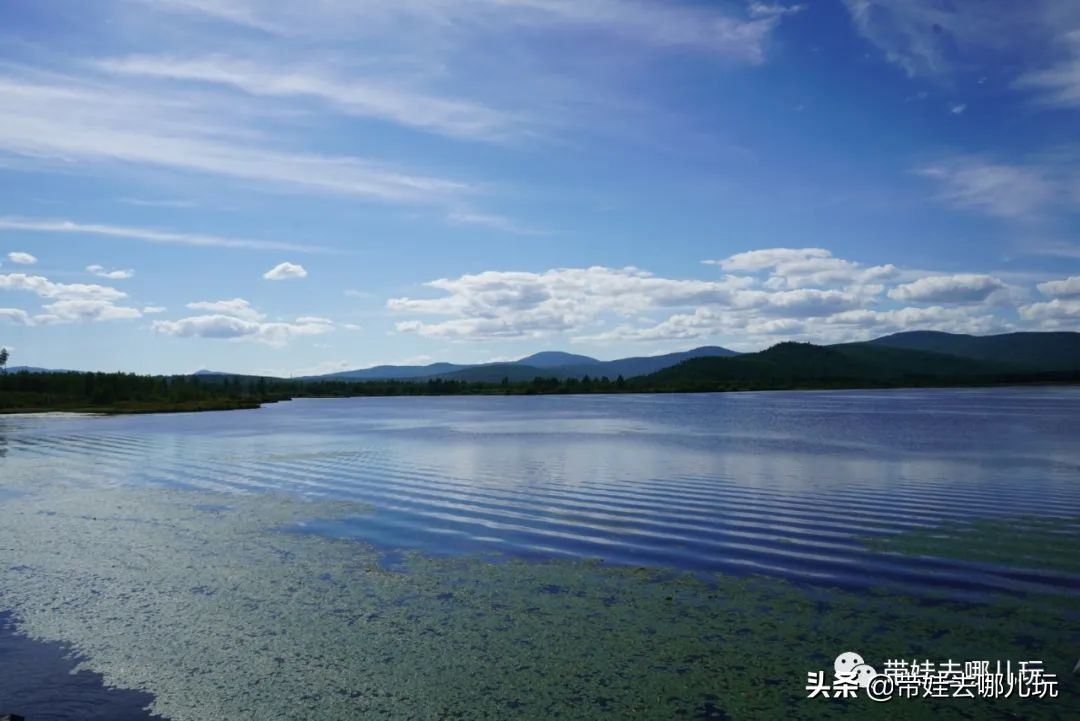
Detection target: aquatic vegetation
<box><xmin>0</xmin><ymin>473</ymin><xmax>1076</xmax><ymax>720</ymax></box>
<box><xmin>864</xmin><ymin>516</ymin><xmax>1080</xmax><ymax>575</ymax></box>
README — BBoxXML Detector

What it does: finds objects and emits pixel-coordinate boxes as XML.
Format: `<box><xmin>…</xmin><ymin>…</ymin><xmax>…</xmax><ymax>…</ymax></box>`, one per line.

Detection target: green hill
<box><xmin>642</xmin><ymin>341</ymin><xmax>1036</xmax><ymax>390</ymax></box>
<box><xmin>865</xmin><ymin>331</ymin><xmax>1080</xmax><ymax>372</ymax></box>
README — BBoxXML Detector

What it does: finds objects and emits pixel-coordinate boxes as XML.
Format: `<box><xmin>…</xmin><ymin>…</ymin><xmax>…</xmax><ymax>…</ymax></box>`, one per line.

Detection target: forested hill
<box><xmin>864</xmin><ymin>331</ymin><xmax>1080</xmax><ymax>372</ymax></box>
<box><xmin>641</xmin><ymin>340</ymin><xmax>1079</xmax><ymax>390</ymax></box>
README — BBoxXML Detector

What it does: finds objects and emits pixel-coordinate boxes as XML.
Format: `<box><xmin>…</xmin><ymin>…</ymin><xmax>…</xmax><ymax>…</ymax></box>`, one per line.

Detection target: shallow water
<box><xmin>3</xmin><ymin>388</ymin><xmax>1080</xmax><ymax>599</ymax></box>
<box><xmin>2</xmin><ymin>389</ymin><xmax>1079</xmax><ymax>719</ymax></box>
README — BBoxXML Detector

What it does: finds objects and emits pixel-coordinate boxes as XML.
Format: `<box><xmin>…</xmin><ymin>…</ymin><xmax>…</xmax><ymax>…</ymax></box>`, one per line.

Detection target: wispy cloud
<box><xmin>915</xmin><ymin>157</ymin><xmax>1066</xmax><ymax>220</ymax></box>
<box><xmin>843</xmin><ymin>0</ymin><xmax>1079</xmax><ymax>78</ymax></box>
<box><xmin>445</xmin><ymin>210</ymin><xmax>544</xmax><ymax>236</ymax></box>
<box><xmin>0</xmin><ymin>217</ymin><xmax>319</xmax><ymax>252</ymax></box>
<box><xmin>1015</xmin><ymin>48</ymin><xmax>1080</xmax><ymax>108</ymax></box>
<box><xmin>98</xmin><ymin>55</ymin><xmax>519</xmax><ymax>142</ymax></box>
<box><xmin>0</xmin><ymin>75</ymin><xmax>473</xmax><ymax>206</ymax></box>
<box><xmin>144</xmin><ymin>0</ymin><xmax>787</xmax><ymax>62</ymax></box>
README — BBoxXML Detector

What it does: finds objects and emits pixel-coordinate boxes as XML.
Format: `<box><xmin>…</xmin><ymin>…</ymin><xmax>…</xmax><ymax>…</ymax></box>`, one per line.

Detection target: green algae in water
<box><xmin>864</xmin><ymin>516</ymin><xmax>1080</xmax><ymax>575</ymax></box>
<box><xmin>0</xmin><ymin>481</ymin><xmax>1076</xmax><ymax>720</ymax></box>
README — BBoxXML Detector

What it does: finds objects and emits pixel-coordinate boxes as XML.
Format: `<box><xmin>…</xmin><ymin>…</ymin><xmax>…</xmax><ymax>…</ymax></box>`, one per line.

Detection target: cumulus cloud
<box><xmin>0</xmin><ymin>271</ymin><xmax>141</xmax><ymax>325</ymax></box>
<box><xmin>1019</xmin><ymin>298</ymin><xmax>1080</xmax><ymax>328</ymax></box>
<box><xmin>887</xmin><ymin>274</ymin><xmax>1006</xmax><ymax>304</ymax></box>
<box><xmin>263</xmin><ymin>262</ymin><xmax>308</xmax><ymax>281</ymax></box>
<box><xmin>142</xmin><ymin>305</ymin><xmax>167</xmax><ymax>314</ymax></box>
<box><xmin>1037</xmin><ymin>276</ymin><xmax>1080</xmax><ymax>299</ymax></box>
<box><xmin>186</xmin><ymin>298</ymin><xmax>264</xmax><ymax>320</ymax></box>
<box><xmin>0</xmin><ymin>273</ymin><xmax>127</xmax><ymax>301</ymax></box>
<box><xmin>388</xmin><ymin>249</ymin><xmax>1047</xmax><ymax>345</ymax></box>
<box><xmin>37</xmin><ymin>299</ymin><xmax>142</xmax><ymax>323</ymax></box>
<box><xmin>154</xmin><ymin>297</ymin><xmax>333</xmax><ymax>346</ymax></box>
<box><xmin>87</xmin><ymin>264</ymin><xmax>135</xmax><ymax>280</ymax></box>
<box><xmin>152</xmin><ymin>314</ymin><xmax>333</xmax><ymax>346</ymax></box>
<box><xmin>0</xmin><ymin>308</ymin><xmax>32</xmax><ymax>325</ymax></box>
<box><xmin>705</xmin><ymin>247</ymin><xmax>896</xmax><ymax>289</ymax></box>
<box><xmin>7</xmin><ymin>252</ymin><xmax>36</xmax><ymax>265</ymax></box>
<box><xmin>389</xmin><ymin>265</ymin><xmax>766</xmax><ymax>339</ymax></box>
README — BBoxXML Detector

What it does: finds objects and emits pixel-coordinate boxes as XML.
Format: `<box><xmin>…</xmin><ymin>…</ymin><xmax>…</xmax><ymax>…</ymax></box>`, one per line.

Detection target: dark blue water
<box><xmin>0</xmin><ymin>613</ymin><xmax>157</xmax><ymax>721</ymax></box>
<box><xmin>2</xmin><ymin>388</ymin><xmax>1079</xmax><ymax>599</ymax></box>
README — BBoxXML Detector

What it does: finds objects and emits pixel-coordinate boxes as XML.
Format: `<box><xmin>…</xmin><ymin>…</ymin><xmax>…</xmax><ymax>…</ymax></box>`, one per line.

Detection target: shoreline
<box><xmin>3</xmin><ymin>380</ymin><xmax>1077</xmax><ymax>416</ymax></box>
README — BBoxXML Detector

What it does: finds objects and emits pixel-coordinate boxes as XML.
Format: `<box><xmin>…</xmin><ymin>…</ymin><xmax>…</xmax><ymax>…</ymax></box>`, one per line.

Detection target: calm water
<box><xmin>2</xmin><ymin>388</ymin><xmax>1079</xmax><ymax>599</ymax></box>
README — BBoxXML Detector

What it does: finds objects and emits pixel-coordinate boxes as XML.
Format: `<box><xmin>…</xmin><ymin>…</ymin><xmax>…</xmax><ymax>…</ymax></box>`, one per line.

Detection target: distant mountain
<box><xmin>864</xmin><ymin>331</ymin><xmax>1080</xmax><ymax>372</ymax></box>
<box><xmin>306</xmin><ymin>345</ymin><xmax>740</xmax><ymax>382</ymax></box>
<box><xmin>645</xmin><ymin>341</ymin><xmax>1021</xmax><ymax>388</ymax></box>
<box><xmin>516</xmin><ymin>351</ymin><xmax>600</xmax><ymax>368</ymax></box>
<box><xmin>589</xmin><ymin>346</ymin><xmax>739</xmax><ymax>379</ymax></box>
<box><xmin>5</xmin><ymin>366</ymin><xmax>68</xmax><ymax>374</ymax></box>
<box><xmin>311</xmin><ymin>362</ymin><xmax>473</xmax><ymax>381</ymax></box>
<box><xmin>434</xmin><ymin>364</ymin><xmax>550</xmax><ymax>383</ymax></box>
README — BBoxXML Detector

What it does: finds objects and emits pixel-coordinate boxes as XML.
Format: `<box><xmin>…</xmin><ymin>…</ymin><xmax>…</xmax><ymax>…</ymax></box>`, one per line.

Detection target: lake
<box><xmin>1</xmin><ymin>388</ymin><xmax>1078</xmax><ymax>719</ymax></box>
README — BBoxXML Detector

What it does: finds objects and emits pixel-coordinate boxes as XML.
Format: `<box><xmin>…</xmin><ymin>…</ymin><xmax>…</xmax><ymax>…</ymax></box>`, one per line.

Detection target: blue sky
<box><xmin>1</xmin><ymin>0</ymin><xmax>1079</xmax><ymax>375</ymax></box>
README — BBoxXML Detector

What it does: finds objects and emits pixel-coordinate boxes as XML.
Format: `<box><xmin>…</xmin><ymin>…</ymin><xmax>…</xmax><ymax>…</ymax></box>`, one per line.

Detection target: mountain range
<box><xmin>302</xmin><ymin>331</ymin><xmax>1080</xmax><ymax>384</ymax></box>
<box><xmin>307</xmin><ymin>345</ymin><xmax>739</xmax><ymax>383</ymax></box>
<box><xmin>8</xmin><ymin>332</ymin><xmax>1080</xmax><ymax>386</ymax></box>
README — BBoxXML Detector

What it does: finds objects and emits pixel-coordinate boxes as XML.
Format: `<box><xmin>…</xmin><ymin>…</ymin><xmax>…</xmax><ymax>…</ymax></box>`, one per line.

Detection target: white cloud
<box><xmin>38</xmin><ymin>299</ymin><xmax>142</xmax><ymax>323</ymax></box>
<box><xmin>389</xmin><ymin>265</ymin><xmax>768</xmax><ymax>339</ymax></box>
<box><xmin>185</xmin><ymin>298</ymin><xmax>264</xmax><ymax>320</ymax></box>
<box><xmin>711</xmin><ymin>247</ymin><xmax>832</xmax><ymax>272</ymax></box>
<box><xmin>0</xmin><ymin>217</ymin><xmax>317</xmax><ymax>253</ymax></box>
<box><xmin>387</xmin><ymin>249</ymin><xmax>1046</xmax><ymax>345</ymax></box>
<box><xmin>0</xmin><ymin>271</ymin><xmax>141</xmax><ymax>325</ymax></box>
<box><xmin>142</xmin><ymin>305</ymin><xmax>167</xmax><ymax>314</ymax></box>
<box><xmin>156</xmin><ymin>298</ymin><xmax>335</xmax><ymax>346</ymax></box>
<box><xmin>389</xmin><ymin>257</ymin><xmax>882</xmax><ymax>341</ymax></box>
<box><xmin>749</xmin><ymin>3</ymin><xmax>806</xmax><ymax>18</ymax></box>
<box><xmin>263</xmin><ymin>262</ymin><xmax>308</xmax><ymax>281</ymax></box>
<box><xmin>843</xmin><ymin>1</ymin><xmax>1079</xmax><ymax>78</ymax></box>
<box><xmin>87</xmin><ymin>264</ymin><xmax>135</xmax><ymax>280</ymax></box>
<box><xmin>446</xmin><ymin>210</ymin><xmax>543</xmax><ymax>235</ymax></box>
<box><xmin>888</xmin><ymin>274</ymin><xmax>1006</xmax><ymax>304</ymax></box>
<box><xmin>0</xmin><ymin>76</ymin><xmax>471</xmax><ymax>207</ymax></box>
<box><xmin>0</xmin><ymin>273</ymin><xmax>126</xmax><ymax>301</ymax></box>
<box><xmin>1015</xmin><ymin>34</ymin><xmax>1080</xmax><ymax>108</ymax></box>
<box><xmin>821</xmin><ymin>306</ymin><xmax>1006</xmax><ymax>336</ymax></box>
<box><xmin>0</xmin><ymin>308</ymin><xmax>32</xmax><ymax>325</ymax></box>
<box><xmin>99</xmin><ymin>55</ymin><xmax>517</xmax><ymax>142</ymax></box>
<box><xmin>7</xmin><ymin>252</ymin><xmax>36</xmax><ymax>265</ymax></box>
<box><xmin>706</xmin><ymin>247</ymin><xmax>896</xmax><ymax>290</ymax></box>
<box><xmin>145</xmin><ymin>0</ymin><xmax>786</xmax><ymax>63</ymax></box>
<box><xmin>1037</xmin><ymin>276</ymin><xmax>1080</xmax><ymax>298</ymax></box>
<box><xmin>152</xmin><ymin>314</ymin><xmax>333</xmax><ymax>346</ymax></box>
<box><xmin>1019</xmin><ymin>298</ymin><xmax>1080</xmax><ymax>328</ymax></box>
<box><xmin>915</xmin><ymin>158</ymin><xmax>1063</xmax><ymax>220</ymax></box>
